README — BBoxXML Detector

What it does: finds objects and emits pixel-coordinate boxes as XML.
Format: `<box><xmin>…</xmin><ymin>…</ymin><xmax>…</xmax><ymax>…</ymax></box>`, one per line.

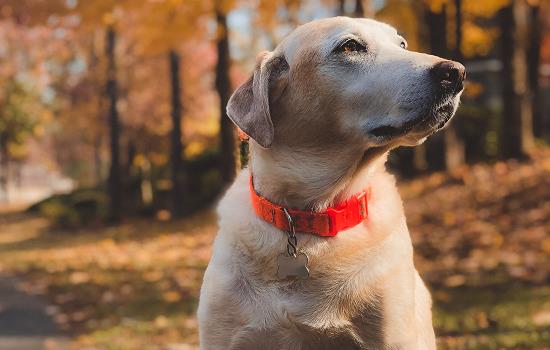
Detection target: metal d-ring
<box><xmin>283</xmin><ymin>208</ymin><xmax>298</xmax><ymax>257</ymax></box>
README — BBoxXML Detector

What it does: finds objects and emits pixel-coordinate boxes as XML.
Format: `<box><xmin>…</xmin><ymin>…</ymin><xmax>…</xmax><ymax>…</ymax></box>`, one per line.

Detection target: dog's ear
<box><xmin>227</xmin><ymin>51</ymin><xmax>288</xmax><ymax>148</ymax></box>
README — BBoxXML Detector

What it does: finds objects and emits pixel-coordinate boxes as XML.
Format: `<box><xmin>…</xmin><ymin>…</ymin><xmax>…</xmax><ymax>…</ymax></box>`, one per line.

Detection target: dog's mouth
<box><xmin>368</xmin><ymin>97</ymin><xmax>458</xmax><ymax>140</ymax></box>
<box><xmin>426</xmin><ymin>98</ymin><xmax>457</xmax><ymax>132</ymax></box>
<box><xmin>370</xmin><ymin>125</ymin><xmax>412</xmax><ymax>138</ymax></box>
<box><xmin>369</xmin><ymin>116</ymin><xmax>424</xmax><ymax>139</ymax></box>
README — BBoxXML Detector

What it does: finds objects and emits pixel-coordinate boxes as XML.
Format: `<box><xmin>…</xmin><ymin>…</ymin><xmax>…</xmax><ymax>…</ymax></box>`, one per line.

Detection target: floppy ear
<box><xmin>227</xmin><ymin>51</ymin><xmax>288</xmax><ymax>148</ymax></box>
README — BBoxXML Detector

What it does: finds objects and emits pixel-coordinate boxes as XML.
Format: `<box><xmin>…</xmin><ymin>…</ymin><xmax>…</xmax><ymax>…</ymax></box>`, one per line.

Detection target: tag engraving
<box><xmin>277</xmin><ymin>252</ymin><xmax>310</xmax><ymax>280</ymax></box>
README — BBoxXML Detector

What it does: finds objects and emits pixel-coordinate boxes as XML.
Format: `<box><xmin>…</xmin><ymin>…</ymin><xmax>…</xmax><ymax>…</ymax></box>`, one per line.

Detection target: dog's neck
<box><xmin>249</xmin><ymin>143</ymin><xmax>389</xmax><ymax>211</ymax></box>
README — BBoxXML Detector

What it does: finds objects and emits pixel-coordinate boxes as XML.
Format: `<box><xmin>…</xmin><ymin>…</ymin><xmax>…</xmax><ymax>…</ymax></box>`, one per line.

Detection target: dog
<box><xmin>198</xmin><ymin>16</ymin><xmax>465</xmax><ymax>350</ymax></box>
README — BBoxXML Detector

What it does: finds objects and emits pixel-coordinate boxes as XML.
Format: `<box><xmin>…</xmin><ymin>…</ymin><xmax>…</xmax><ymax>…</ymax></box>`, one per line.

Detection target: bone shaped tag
<box><xmin>277</xmin><ymin>252</ymin><xmax>310</xmax><ymax>280</ymax></box>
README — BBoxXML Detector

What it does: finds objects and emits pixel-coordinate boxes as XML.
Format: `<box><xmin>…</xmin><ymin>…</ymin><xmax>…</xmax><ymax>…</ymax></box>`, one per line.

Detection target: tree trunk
<box><xmin>91</xmin><ymin>32</ymin><xmax>104</xmax><ymax>187</ymax></box>
<box><xmin>338</xmin><ymin>0</ymin><xmax>345</xmax><ymax>16</ymax></box>
<box><xmin>353</xmin><ymin>0</ymin><xmax>374</xmax><ymax>18</ymax></box>
<box><xmin>499</xmin><ymin>0</ymin><xmax>534</xmax><ymax>159</ymax></box>
<box><xmin>93</xmin><ymin>134</ymin><xmax>102</xmax><ymax>186</ymax></box>
<box><xmin>93</xmin><ymin>79</ymin><xmax>104</xmax><ymax>187</ymax></box>
<box><xmin>527</xmin><ymin>4</ymin><xmax>543</xmax><ymax>139</ymax></box>
<box><xmin>169</xmin><ymin>49</ymin><xmax>184</xmax><ymax>217</ymax></box>
<box><xmin>424</xmin><ymin>4</ymin><xmax>448</xmax><ymax>171</ymax></box>
<box><xmin>0</xmin><ymin>138</ymin><xmax>9</xmax><ymax>203</ymax></box>
<box><xmin>215</xmin><ymin>6</ymin><xmax>236</xmax><ymax>184</ymax></box>
<box><xmin>106</xmin><ymin>26</ymin><xmax>122</xmax><ymax>219</ymax></box>
<box><xmin>444</xmin><ymin>0</ymin><xmax>465</xmax><ymax>171</ymax></box>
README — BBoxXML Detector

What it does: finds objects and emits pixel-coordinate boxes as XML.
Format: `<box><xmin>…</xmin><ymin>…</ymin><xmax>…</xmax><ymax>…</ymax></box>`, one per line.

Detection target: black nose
<box><xmin>430</xmin><ymin>61</ymin><xmax>466</xmax><ymax>93</ymax></box>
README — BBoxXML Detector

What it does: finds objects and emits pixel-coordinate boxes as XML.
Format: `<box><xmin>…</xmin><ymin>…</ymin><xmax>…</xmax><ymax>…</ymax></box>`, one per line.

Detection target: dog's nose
<box><xmin>430</xmin><ymin>61</ymin><xmax>466</xmax><ymax>93</ymax></box>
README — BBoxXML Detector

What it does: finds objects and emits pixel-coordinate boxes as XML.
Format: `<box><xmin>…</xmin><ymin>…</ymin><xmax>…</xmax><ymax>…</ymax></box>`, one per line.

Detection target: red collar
<box><xmin>250</xmin><ymin>177</ymin><xmax>369</xmax><ymax>237</ymax></box>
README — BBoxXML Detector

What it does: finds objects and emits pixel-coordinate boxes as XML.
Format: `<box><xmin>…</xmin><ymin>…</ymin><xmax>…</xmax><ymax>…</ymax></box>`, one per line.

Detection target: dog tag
<box><xmin>277</xmin><ymin>252</ymin><xmax>310</xmax><ymax>280</ymax></box>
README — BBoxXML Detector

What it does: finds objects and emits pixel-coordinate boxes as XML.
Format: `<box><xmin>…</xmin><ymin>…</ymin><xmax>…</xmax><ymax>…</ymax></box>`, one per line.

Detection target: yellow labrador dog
<box><xmin>198</xmin><ymin>17</ymin><xmax>465</xmax><ymax>350</ymax></box>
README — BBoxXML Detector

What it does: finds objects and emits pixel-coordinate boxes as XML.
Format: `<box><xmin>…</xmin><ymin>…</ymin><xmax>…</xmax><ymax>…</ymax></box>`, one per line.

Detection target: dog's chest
<box><xmin>235</xmin><ymin>276</ymin><xmax>387</xmax><ymax>349</ymax></box>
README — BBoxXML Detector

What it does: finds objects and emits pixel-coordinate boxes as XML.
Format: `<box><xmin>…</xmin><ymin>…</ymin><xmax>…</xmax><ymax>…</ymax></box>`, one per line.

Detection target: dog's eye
<box><xmin>338</xmin><ymin>39</ymin><xmax>366</xmax><ymax>53</ymax></box>
<box><xmin>400</xmin><ymin>41</ymin><xmax>407</xmax><ymax>49</ymax></box>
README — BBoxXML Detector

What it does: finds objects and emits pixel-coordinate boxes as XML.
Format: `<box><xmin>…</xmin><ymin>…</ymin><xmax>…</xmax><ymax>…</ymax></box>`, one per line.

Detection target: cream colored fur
<box><xmin>198</xmin><ymin>16</ymin><xmax>464</xmax><ymax>350</ymax></box>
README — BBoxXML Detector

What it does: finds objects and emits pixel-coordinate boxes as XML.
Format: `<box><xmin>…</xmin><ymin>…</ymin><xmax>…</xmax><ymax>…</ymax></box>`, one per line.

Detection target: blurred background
<box><xmin>0</xmin><ymin>0</ymin><xmax>549</xmax><ymax>349</ymax></box>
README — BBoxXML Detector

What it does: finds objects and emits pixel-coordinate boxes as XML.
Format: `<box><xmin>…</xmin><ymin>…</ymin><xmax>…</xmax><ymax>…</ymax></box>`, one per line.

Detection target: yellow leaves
<box><xmin>403</xmin><ymin>149</ymin><xmax>550</xmax><ymax>285</ymax></box>
<box><xmin>463</xmin><ymin>0</ymin><xmax>509</xmax><ymax>17</ymax></box>
<box><xmin>156</xmin><ymin>209</ymin><xmax>172</xmax><ymax>221</ymax></box>
<box><xmin>492</xmin><ymin>233</ymin><xmax>504</xmax><ymax>248</ymax></box>
<box><xmin>419</xmin><ymin>0</ymin><xmax>510</xmax><ymax>58</ymax></box>
<box><xmin>133</xmin><ymin>153</ymin><xmax>148</xmax><ymax>168</ymax></box>
<box><xmin>102</xmin><ymin>12</ymin><xmax>116</xmax><ymax>26</ymax></box>
<box><xmin>216</xmin><ymin>0</ymin><xmax>236</xmax><ymax>15</ymax></box>
<box><xmin>474</xmin><ymin>311</ymin><xmax>491</xmax><ymax>329</ymax></box>
<box><xmin>185</xmin><ymin>141</ymin><xmax>206</xmax><ymax>158</ymax></box>
<box><xmin>463</xmin><ymin>80</ymin><xmax>484</xmax><ymax>98</ymax></box>
<box><xmin>443</xmin><ymin>211</ymin><xmax>456</xmax><ymax>226</ymax></box>
<box><xmin>425</xmin><ymin>0</ymin><xmax>451</xmax><ymax>13</ymax></box>
<box><xmin>150</xmin><ymin>152</ymin><xmax>169</xmax><ymax>166</ymax></box>
<box><xmin>0</xmin><ymin>209</ymin><xmax>218</xmax><ymax>349</ymax></box>
<box><xmin>532</xmin><ymin>310</ymin><xmax>550</xmax><ymax>326</ymax></box>
<box><xmin>33</xmin><ymin>124</ymin><xmax>47</xmax><ymax>137</ymax></box>
<box><xmin>162</xmin><ymin>291</ymin><xmax>182</xmax><ymax>302</ymax></box>
<box><xmin>377</xmin><ymin>1</ymin><xmax>422</xmax><ymax>51</ymax></box>
<box><xmin>167</xmin><ymin>0</ymin><xmax>185</xmax><ymax>6</ymax></box>
<box><xmin>154</xmin><ymin>315</ymin><xmax>170</xmax><ymax>328</ymax></box>
<box><xmin>69</xmin><ymin>271</ymin><xmax>91</xmax><ymax>284</ymax></box>
<box><xmin>444</xmin><ymin>274</ymin><xmax>466</xmax><ymax>287</ymax></box>
<box><xmin>143</xmin><ymin>270</ymin><xmax>164</xmax><ymax>282</ymax></box>
<box><xmin>461</xmin><ymin>22</ymin><xmax>498</xmax><ymax>58</ymax></box>
<box><xmin>130</xmin><ymin>0</ymin><xmax>209</xmax><ymax>54</ymax></box>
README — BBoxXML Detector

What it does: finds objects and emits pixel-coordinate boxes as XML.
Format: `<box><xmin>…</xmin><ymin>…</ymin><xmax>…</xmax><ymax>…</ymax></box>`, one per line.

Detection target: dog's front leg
<box><xmin>380</xmin><ymin>265</ymin><xmax>426</xmax><ymax>350</ymax></box>
<box><xmin>198</xmin><ymin>262</ymin><xmax>241</xmax><ymax>349</ymax></box>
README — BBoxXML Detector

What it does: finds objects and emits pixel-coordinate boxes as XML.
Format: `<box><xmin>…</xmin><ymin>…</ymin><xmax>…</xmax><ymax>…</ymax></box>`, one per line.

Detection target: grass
<box><xmin>434</xmin><ymin>283</ymin><xmax>550</xmax><ymax>349</ymax></box>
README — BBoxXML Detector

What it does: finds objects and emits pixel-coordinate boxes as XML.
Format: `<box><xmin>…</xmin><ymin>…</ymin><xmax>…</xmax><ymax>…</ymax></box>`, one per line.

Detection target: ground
<box><xmin>0</xmin><ymin>150</ymin><xmax>549</xmax><ymax>350</ymax></box>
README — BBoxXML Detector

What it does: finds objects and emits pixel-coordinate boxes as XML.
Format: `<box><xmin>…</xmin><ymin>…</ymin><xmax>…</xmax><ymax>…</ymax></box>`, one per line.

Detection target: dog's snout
<box><xmin>430</xmin><ymin>61</ymin><xmax>466</xmax><ymax>93</ymax></box>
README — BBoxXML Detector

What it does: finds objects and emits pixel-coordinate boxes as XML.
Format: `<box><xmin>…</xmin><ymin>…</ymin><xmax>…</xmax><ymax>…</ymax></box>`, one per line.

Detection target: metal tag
<box><xmin>277</xmin><ymin>252</ymin><xmax>310</xmax><ymax>280</ymax></box>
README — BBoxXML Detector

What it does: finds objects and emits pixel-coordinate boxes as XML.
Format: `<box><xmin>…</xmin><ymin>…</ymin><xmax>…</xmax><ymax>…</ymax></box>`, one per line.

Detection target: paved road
<box><xmin>0</xmin><ymin>275</ymin><xmax>70</xmax><ymax>350</ymax></box>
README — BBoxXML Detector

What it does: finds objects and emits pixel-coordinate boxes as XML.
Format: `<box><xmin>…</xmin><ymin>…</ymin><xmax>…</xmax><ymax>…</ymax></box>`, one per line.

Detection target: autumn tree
<box><xmin>336</xmin><ymin>0</ymin><xmax>373</xmax><ymax>17</ymax></box>
<box><xmin>105</xmin><ymin>25</ymin><xmax>122</xmax><ymax>219</ymax></box>
<box><xmin>498</xmin><ymin>0</ymin><xmax>535</xmax><ymax>159</ymax></box>
<box><xmin>444</xmin><ymin>0</ymin><xmax>465</xmax><ymax>170</ymax></box>
<box><xmin>353</xmin><ymin>0</ymin><xmax>374</xmax><ymax>17</ymax></box>
<box><xmin>122</xmin><ymin>0</ymin><xmax>214</xmax><ymax>216</ymax></box>
<box><xmin>0</xmin><ymin>79</ymin><xmax>40</xmax><ymax>202</ymax></box>
<box><xmin>528</xmin><ymin>1</ymin><xmax>544</xmax><ymax>138</ymax></box>
<box><xmin>215</xmin><ymin>0</ymin><xmax>236</xmax><ymax>184</ymax></box>
<box><xmin>169</xmin><ymin>49</ymin><xmax>184</xmax><ymax>216</ymax></box>
<box><xmin>0</xmin><ymin>12</ymin><xmax>59</xmax><ymax>201</ymax></box>
<box><xmin>424</xmin><ymin>2</ymin><xmax>449</xmax><ymax>171</ymax></box>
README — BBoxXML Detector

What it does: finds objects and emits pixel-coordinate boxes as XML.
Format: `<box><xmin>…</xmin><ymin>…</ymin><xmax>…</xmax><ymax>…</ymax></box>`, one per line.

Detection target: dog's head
<box><xmin>228</xmin><ymin>16</ymin><xmax>465</xmax><ymax>153</ymax></box>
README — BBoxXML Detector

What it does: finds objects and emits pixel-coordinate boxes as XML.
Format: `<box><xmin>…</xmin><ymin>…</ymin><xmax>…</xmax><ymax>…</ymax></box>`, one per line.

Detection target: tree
<box><xmin>338</xmin><ymin>0</ymin><xmax>345</xmax><ymax>15</ymax></box>
<box><xmin>423</xmin><ymin>0</ymin><xmax>465</xmax><ymax>171</ymax></box>
<box><xmin>0</xmin><ymin>78</ymin><xmax>39</xmax><ymax>202</ymax></box>
<box><xmin>215</xmin><ymin>1</ymin><xmax>236</xmax><ymax>184</ymax></box>
<box><xmin>444</xmin><ymin>0</ymin><xmax>465</xmax><ymax>171</ymax></box>
<box><xmin>169</xmin><ymin>49</ymin><xmax>184</xmax><ymax>217</ymax></box>
<box><xmin>424</xmin><ymin>2</ymin><xmax>448</xmax><ymax>171</ymax></box>
<box><xmin>498</xmin><ymin>0</ymin><xmax>535</xmax><ymax>159</ymax></box>
<box><xmin>127</xmin><ymin>0</ymin><xmax>210</xmax><ymax>215</ymax></box>
<box><xmin>336</xmin><ymin>0</ymin><xmax>373</xmax><ymax>17</ymax></box>
<box><xmin>106</xmin><ymin>25</ymin><xmax>122</xmax><ymax>219</ymax></box>
<box><xmin>527</xmin><ymin>1</ymin><xmax>544</xmax><ymax>139</ymax></box>
<box><xmin>353</xmin><ymin>0</ymin><xmax>374</xmax><ymax>18</ymax></box>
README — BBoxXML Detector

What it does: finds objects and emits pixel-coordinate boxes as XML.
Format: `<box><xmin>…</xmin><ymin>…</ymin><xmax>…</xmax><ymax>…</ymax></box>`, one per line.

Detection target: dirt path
<box><xmin>0</xmin><ymin>275</ymin><xmax>70</xmax><ymax>350</ymax></box>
